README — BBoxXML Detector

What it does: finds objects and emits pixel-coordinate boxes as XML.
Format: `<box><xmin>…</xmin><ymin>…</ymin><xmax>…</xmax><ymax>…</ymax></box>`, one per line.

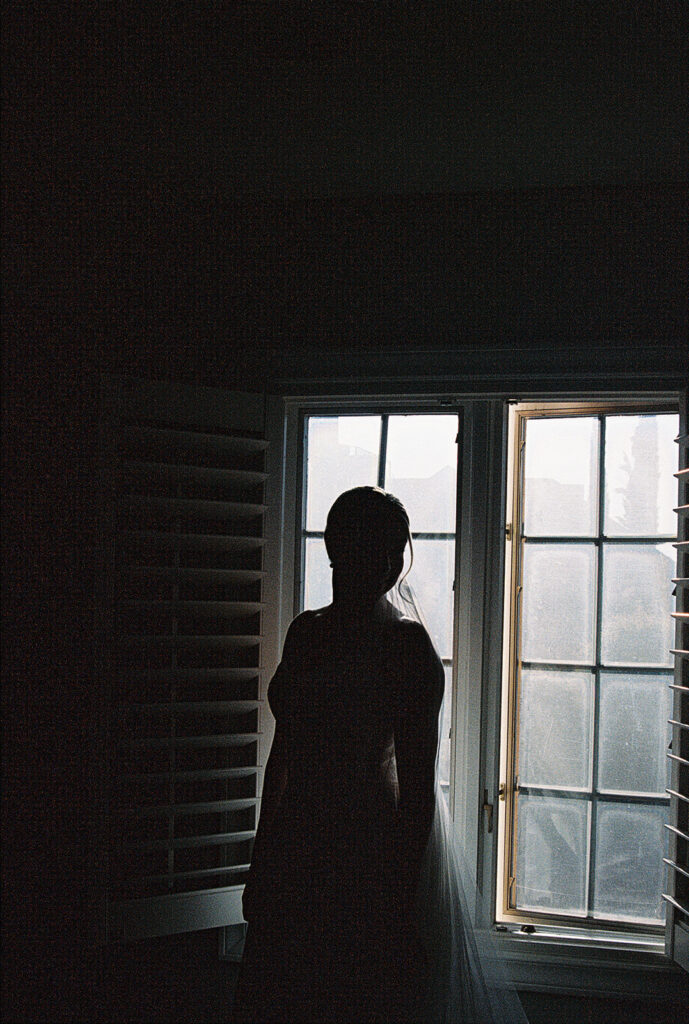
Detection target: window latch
<box><xmin>482</xmin><ymin>789</ymin><xmax>494</xmax><ymax>834</ymax></box>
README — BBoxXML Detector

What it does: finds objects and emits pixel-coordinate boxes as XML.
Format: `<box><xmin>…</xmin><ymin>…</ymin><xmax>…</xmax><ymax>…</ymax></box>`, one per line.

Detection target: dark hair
<box><xmin>324</xmin><ymin>486</ymin><xmax>413</xmax><ymax>576</ymax></box>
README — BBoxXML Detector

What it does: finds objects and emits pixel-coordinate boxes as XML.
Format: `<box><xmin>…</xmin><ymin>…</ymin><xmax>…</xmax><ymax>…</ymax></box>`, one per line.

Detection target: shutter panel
<box><xmin>102</xmin><ymin>378</ymin><xmax>267</xmax><ymax>942</ymax></box>
<box><xmin>664</xmin><ymin>388</ymin><xmax>689</xmax><ymax>972</ymax></box>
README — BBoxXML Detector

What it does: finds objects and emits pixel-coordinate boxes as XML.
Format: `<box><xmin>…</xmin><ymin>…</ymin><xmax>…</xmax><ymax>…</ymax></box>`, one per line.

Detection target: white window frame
<box><xmin>263</xmin><ymin>389</ymin><xmax>686</xmax><ymax>999</ymax></box>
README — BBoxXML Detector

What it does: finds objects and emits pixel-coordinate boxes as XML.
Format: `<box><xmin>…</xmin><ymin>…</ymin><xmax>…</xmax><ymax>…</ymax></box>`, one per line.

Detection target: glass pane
<box><xmin>604</xmin><ymin>414</ymin><xmax>679</xmax><ymax>537</ymax></box>
<box><xmin>593</xmin><ymin>802</ymin><xmax>667</xmax><ymax>923</ymax></box>
<box><xmin>384</xmin><ymin>415</ymin><xmax>458</xmax><ymax>532</ymax></box>
<box><xmin>519</xmin><ymin>670</ymin><xmax>593</xmax><ymax>789</ymax></box>
<box><xmin>600</xmin><ymin>543</ymin><xmax>675</xmax><ymax>667</ymax></box>
<box><xmin>305</xmin><ymin>417</ymin><xmax>381</xmax><ymax>531</ymax></box>
<box><xmin>515</xmin><ymin>794</ymin><xmax>589</xmax><ymax>914</ymax></box>
<box><xmin>523</xmin><ymin>417</ymin><xmax>598</xmax><ymax>537</ymax></box>
<box><xmin>598</xmin><ymin>673</ymin><xmax>672</xmax><ymax>793</ymax></box>
<box><xmin>521</xmin><ymin>544</ymin><xmax>596</xmax><ymax>664</ymax></box>
<box><xmin>304</xmin><ymin>537</ymin><xmax>332</xmax><ymax>611</ymax></box>
<box><xmin>405</xmin><ymin>539</ymin><xmax>455</xmax><ymax>660</ymax></box>
<box><xmin>438</xmin><ymin>664</ymin><xmax>453</xmax><ymax>790</ymax></box>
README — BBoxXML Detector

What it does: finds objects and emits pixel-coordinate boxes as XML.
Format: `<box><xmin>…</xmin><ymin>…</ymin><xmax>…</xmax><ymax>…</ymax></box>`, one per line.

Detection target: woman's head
<box><xmin>324</xmin><ymin>486</ymin><xmax>412</xmax><ymax>605</ymax></box>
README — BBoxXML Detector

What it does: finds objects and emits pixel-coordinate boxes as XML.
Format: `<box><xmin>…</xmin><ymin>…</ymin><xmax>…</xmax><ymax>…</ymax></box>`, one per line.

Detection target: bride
<box><xmin>232</xmin><ymin>487</ymin><xmax>527</xmax><ymax>1023</ymax></box>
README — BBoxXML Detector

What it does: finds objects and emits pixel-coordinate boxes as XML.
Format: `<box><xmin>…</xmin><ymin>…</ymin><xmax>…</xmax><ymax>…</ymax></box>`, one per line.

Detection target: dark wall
<box><xmin>68</xmin><ymin>184</ymin><xmax>689</xmax><ymax>385</ymax></box>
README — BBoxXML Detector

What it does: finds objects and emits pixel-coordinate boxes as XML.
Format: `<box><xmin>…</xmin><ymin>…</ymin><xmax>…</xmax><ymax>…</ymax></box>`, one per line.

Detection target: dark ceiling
<box><xmin>5</xmin><ymin>3</ymin><xmax>687</xmax><ymax>198</ymax></box>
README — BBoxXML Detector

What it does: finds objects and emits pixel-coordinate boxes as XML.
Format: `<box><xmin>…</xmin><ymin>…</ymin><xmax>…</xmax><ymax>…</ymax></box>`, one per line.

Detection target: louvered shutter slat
<box><xmin>120</xmin><ymin>423</ymin><xmax>269</xmax><ymax>452</ymax></box>
<box><xmin>119</xmin><ymin>496</ymin><xmax>267</xmax><ymax>517</ymax></box>
<box><xmin>665</xmin><ymin>858</ymin><xmax>689</xmax><ymax>880</ymax></box>
<box><xmin>104</xmin><ymin>380</ymin><xmax>266</xmax><ymax>941</ymax></box>
<box><xmin>132</xmin><ymin>830</ymin><xmax>256</xmax><ymax>851</ymax></box>
<box><xmin>126</xmin><ymin>567</ymin><xmax>265</xmax><ymax>581</ymax></box>
<box><xmin>138</xmin><ymin>865</ymin><xmax>253</xmax><ymax>885</ymax></box>
<box><xmin>116</xmin><ymin>700</ymin><xmax>261</xmax><ymax>712</ymax></box>
<box><xmin>121</xmin><ymin>600</ymin><xmax>264</xmax><ymax>613</ymax></box>
<box><xmin>121</xmin><ymin>459</ymin><xmax>267</xmax><ymax>483</ymax></box>
<box><xmin>120</xmin><ymin>635</ymin><xmax>261</xmax><ymax>645</ymax></box>
<box><xmin>118</xmin><ymin>798</ymin><xmax>260</xmax><ymax>818</ymax></box>
<box><xmin>118</xmin><ymin>532</ymin><xmax>265</xmax><ymax>548</ymax></box>
<box><xmin>124</xmin><ymin>767</ymin><xmax>258</xmax><ymax>783</ymax></box>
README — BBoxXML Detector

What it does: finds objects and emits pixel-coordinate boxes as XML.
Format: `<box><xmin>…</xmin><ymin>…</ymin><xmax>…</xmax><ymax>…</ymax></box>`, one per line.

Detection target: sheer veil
<box><xmin>388</xmin><ymin>579</ymin><xmax>528</xmax><ymax>1024</ymax></box>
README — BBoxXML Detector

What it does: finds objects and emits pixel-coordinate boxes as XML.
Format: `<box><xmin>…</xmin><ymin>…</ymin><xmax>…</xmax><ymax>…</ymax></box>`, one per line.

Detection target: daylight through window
<box><xmin>293</xmin><ymin>402</ymin><xmax>680</xmax><ymax>937</ymax></box>
<box><xmin>503</xmin><ymin>408</ymin><xmax>678</xmax><ymax>928</ymax></box>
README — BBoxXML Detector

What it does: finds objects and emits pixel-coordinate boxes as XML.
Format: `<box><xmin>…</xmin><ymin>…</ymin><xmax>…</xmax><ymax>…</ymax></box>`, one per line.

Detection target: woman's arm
<box><xmin>254</xmin><ymin>724</ymin><xmax>289</xmax><ymax>834</ymax></box>
<box><xmin>241</xmin><ymin>724</ymin><xmax>289</xmax><ymax>921</ymax></box>
<box><xmin>392</xmin><ymin>622</ymin><xmax>445</xmax><ymax>911</ymax></box>
<box><xmin>241</xmin><ymin>615</ymin><xmax>306</xmax><ymax>922</ymax></box>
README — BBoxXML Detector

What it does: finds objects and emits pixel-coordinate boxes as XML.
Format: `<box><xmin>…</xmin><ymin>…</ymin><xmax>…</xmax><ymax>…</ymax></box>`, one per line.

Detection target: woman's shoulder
<box><xmin>387</xmin><ymin>617</ymin><xmax>444</xmax><ymax>700</ymax></box>
<box><xmin>388</xmin><ymin>614</ymin><xmax>436</xmax><ymax>654</ymax></box>
<box><xmin>281</xmin><ymin>608</ymin><xmax>321</xmax><ymax>647</ymax></box>
<box><xmin>268</xmin><ymin>613</ymin><xmax>317</xmax><ymax>718</ymax></box>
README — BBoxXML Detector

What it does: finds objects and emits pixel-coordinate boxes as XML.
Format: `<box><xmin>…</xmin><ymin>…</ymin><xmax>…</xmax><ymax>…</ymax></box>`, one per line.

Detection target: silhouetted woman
<box><xmin>232</xmin><ymin>486</ymin><xmax>442</xmax><ymax>1022</ymax></box>
<box><xmin>232</xmin><ymin>487</ymin><xmax>527</xmax><ymax>1023</ymax></box>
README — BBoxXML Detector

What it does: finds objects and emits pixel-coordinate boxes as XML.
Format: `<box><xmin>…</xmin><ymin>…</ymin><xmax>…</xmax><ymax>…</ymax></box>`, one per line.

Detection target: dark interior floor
<box><xmin>4</xmin><ymin>927</ymin><xmax>684</xmax><ymax>1024</ymax></box>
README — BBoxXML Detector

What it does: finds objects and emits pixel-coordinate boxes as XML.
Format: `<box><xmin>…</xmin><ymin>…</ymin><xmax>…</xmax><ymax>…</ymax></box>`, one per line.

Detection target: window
<box><xmin>277</xmin><ymin>394</ymin><xmax>687</xmax><ymax>990</ymax></box>
<box><xmin>500</xmin><ymin>406</ymin><xmax>678</xmax><ymax>932</ymax></box>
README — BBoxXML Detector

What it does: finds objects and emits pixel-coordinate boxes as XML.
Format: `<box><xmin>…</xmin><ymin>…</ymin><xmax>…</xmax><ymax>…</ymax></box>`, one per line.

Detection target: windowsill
<box><xmin>220</xmin><ymin>919</ymin><xmax>688</xmax><ymax>1002</ymax></box>
<box><xmin>491</xmin><ymin>925</ymin><xmax>687</xmax><ymax>999</ymax></box>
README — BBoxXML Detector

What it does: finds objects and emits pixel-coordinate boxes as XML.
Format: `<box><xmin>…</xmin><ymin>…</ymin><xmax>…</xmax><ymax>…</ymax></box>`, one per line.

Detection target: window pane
<box><xmin>519</xmin><ymin>670</ymin><xmax>593</xmax><ymax>789</ymax></box>
<box><xmin>521</xmin><ymin>544</ymin><xmax>597</xmax><ymax>664</ymax></box>
<box><xmin>600</xmin><ymin>543</ymin><xmax>675</xmax><ymax>667</ymax></box>
<box><xmin>515</xmin><ymin>794</ymin><xmax>589</xmax><ymax>914</ymax></box>
<box><xmin>304</xmin><ymin>537</ymin><xmax>332</xmax><ymax>611</ymax></box>
<box><xmin>604</xmin><ymin>414</ymin><xmax>679</xmax><ymax>537</ymax></box>
<box><xmin>305</xmin><ymin>417</ymin><xmax>381</xmax><ymax>531</ymax></box>
<box><xmin>406</xmin><ymin>539</ymin><xmax>454</xmax><ymax>660</ymax></box>
<box><xmin>523</xmin><ymin>417</ymin><xmax>598</xmax><ymax>537</ymax></box>
<box><xmin>598</xmin><ymin>673</ymin><xmax>672</xmax><ymax>794</ymax></box>
<box><xmin>593</xmin><ymin>802</ymin><xmax>667</xmax><ymax>923</ymax></box>
<box><xmin>384</xmin><ymin>415</ymin><xmax>458</xmax><ymax>532</ymax></box>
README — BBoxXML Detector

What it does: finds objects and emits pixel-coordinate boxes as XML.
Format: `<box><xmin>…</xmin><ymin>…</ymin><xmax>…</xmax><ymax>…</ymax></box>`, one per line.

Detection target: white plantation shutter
<box><xmin>665</xmin><ymin>388</ymin><xmax>689</xmax><ymax>972</ymax></box>
<box><xmin>101</xmin><ymin>379</ymin><xmax>267</xmax><ymax>941</ymax></box>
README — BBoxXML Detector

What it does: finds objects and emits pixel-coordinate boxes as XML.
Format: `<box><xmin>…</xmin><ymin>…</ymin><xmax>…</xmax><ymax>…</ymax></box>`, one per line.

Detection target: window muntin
<box><xmin>504</xmin><ymin>408</ymin><xmax>678</xmax><ymax>929</ymax></box>
<box><xmin>299</xmin><ymin>413</ymin><xmax>458</xmax><ymax>788</ymax></box>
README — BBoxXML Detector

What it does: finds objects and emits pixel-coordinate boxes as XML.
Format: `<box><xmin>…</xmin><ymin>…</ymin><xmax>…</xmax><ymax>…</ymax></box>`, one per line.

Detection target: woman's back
<box><xmin>260</xmin><ymin>606</ymin><xmax>441</xmax><ymax>909</ymax></box>
<box><xmin>232</xmin><ymin>488</ymin><xmax>443</xmax><ymax>1022</ymax></box>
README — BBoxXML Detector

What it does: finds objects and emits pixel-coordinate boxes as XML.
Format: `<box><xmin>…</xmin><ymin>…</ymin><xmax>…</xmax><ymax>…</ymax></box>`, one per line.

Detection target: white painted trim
<box><xmin>476</xmin><ymin>401</ymin><xmax>510</xmax><ymax>903</ymax></box>
<box><xmin>451</xmin><ymin>402</ymin><xmax>488</xmax><ymax>877</ymax></box>
<box><xmin>494</xmin><ymin>932</ymin><xmax>687</xmax><ymax>999</ymax></box>
<box><xmin>109</xmin><ymin>887</ymin><xmax>244</xmax><ymax>942</ymax></box>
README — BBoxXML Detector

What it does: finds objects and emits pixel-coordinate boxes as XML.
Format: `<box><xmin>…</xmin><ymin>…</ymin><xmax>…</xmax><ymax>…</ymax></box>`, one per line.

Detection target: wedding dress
<box><xmin>233</xmin><ymin>583</ymin><xmax>527</xmax><ymax>1023</ymax></box>
<box><xmin>392</xmin><ymin>582</ymin><xmax>528</xmax><ymax>1024</ymax></box>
